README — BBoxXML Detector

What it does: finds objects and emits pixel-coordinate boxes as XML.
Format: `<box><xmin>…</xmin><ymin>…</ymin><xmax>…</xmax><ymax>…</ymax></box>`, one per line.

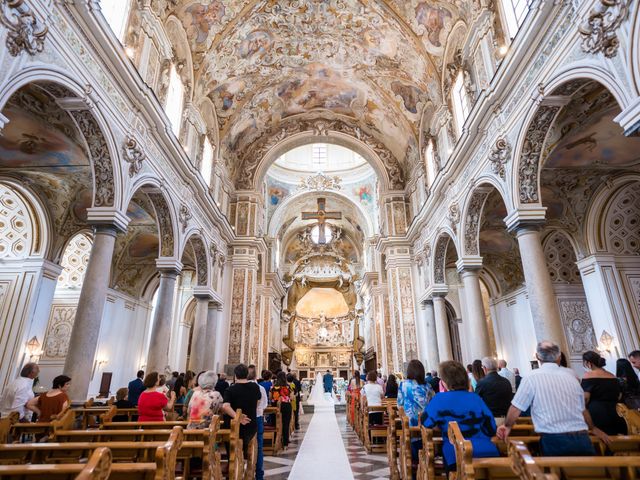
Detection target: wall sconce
<box><xmin>91</xmin><ymin>357</ymin><xmax>109</xmax><ymax>380</ymax></box>
<box><xmin>25</xmin><ymin>336</ymin><xmax>42</xmax><ymax>362</ymax></box>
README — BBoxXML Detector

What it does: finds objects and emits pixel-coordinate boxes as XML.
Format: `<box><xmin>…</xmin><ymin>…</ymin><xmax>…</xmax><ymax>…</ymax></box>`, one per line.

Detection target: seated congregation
<box><xmin>346</xmin><ymin>341</ymin><xmax>640</xmax><ymax>480</ymax></box>
<box><xmin>0</xmin><ymin>363</ymin><xmax>303</xmax><ymax>480</ymax></box>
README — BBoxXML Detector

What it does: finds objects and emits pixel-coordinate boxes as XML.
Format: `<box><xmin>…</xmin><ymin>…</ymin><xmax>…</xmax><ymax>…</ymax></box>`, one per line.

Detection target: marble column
<box><xmin>189</xmin><ymin>296</ymin><xmax>211</xmax><ymax>373</ymax></box>
<box><xmin>459</xmin><ymin>268</ymin><xmax>492</xmax><ymax>360</ymax></box>
<box><xmin>146</xmin><ymin>267</ymin><xmax>181</xmax><ymax>373</ymax></box>
<box><xmin>64</xmin><ymin>225</ymin><xmax>119</xmax><ymax>403</ymax></box>
<box><xmin>433</xmin><ymin>294</ymin><xmax>453</xmax><ymax>361</ymax></box>
<box><xmin>203</xmin><ymin>303</ymin><xmax>220</xmax><ymax>370</ymax></box>
<box><xmin>423</xmin><ymin>300</ymin><xmax>440</xmax><ymax>371</ymax></box>
<box><xmin>511</xmin><ymin>223</ymin><xmax>566</xmax><ymax>348</ymax></box>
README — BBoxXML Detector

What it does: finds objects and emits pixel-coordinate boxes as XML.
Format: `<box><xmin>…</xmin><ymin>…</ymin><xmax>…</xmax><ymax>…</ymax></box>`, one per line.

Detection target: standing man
<box><xmin>127</xmin><ymin>370</ymin><xmax>145</xmax><ymax>407</ymax></box>
<box><xmin>222</xmin><ymin>364</ymin><xmax>260</xmax><ymax>457</ymax></box>
<box><xmin>323</xmin><ymin>370</ymin><xmax>334</xmax><ymax>394</ymax></box>
<box><xmin>0</xmin><ymin>363</ymin><xmax>39</xmax><ymax>421</ymax></box>
<box><xmin>475</xmin><ymin>357</ymin><xmax>513</xmax><ymax>422</ymax></box>
<box><xmin>215</xmin><ymin>373</ymin><xmax>229</xmax><ymax>397</ymax></box>
<box><xmin>497</xmin><ymin>359</ymin><xmax>516</xmax><ymax>393</ymax></box>
<box><xmin>497</xmin><ymin>341</ymin><xmax>609</xmax><ymax>455</ymax></box>
<box><xmin>291</xmin><ymin>372</ymin><xmax>302</xmax><ymax>430</ymax></box>
<box><xmin>628</xmin><ymin>351</ymin><xmax>640</xmax><ymax>379</ymax></box>
<box><xmin>513</xmin><ymin>368</ymin><xmax>522</xmax><ymax>391</ymax></box>
<box><xmin>248</xmin><ymin>365</ymin><xmax>268</xmax><ymax>480</ymax></box>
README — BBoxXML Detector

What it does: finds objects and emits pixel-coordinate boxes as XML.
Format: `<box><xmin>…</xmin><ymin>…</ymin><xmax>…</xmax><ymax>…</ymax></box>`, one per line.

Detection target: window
<box><xmin>312</xmin><ymin>144</ymin><xmax>328</xmax><ymax>171</ymax></box>
<box><xmin>165</xmin><ymin>65</ymin><xmax>184</xmax><ymax>136</ymax></box>
<box><xmin>100</xmin><ymin>0</ymin><xmax>131</xmax><ymax>42</ymax></box>
<box><xmin>502</xmin><ymin>0</ymin><xmax>528</xmax><ymax>39</ymax></box>
<box><xmin>200</xmin><ymin>137</ymin><xmax>214</xmax><ymax>187</ymax></box>
<box><xmin>452</xmin><ymin>71</ymin><xmax>469</xmax><ymax>137</ymax></box>
<box><xmin>425</xmin><ymin>140</ymin><xmax>437</xmax><ymax>187</ymax></box>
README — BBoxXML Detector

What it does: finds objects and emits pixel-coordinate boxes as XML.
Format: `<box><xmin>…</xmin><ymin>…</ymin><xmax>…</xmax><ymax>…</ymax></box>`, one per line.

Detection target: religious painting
<box><xmin>71</xmin><ymin>189</ymin><xmax>92</xmax><ymax>222</ymax></box>
<box><xmin>391</xmin><ymin>81</ymin><xmax>424</xmax><ymax>115</ymax></box>
<box><xmin>266</xmin><ymin>178</ymin><xmax>291</xmax><ymax>211</ymax></box>
<box><xmin>353</xmin><ymin>184</ymin><xmax>373</xmax><ymax>206</ymax></box>
<box><xmin>182</xmin><ymin>1</ymin><xmax>227</xmax><ymax>46</ymax></box>
<box><xmin>128</xmin><ymin>233</ymin><xmax>159</xmax><ymax>258</ymax></box>
<box><xmin>479</xmin><ymin>229</ymin><xmax>513</xmax><ymax>254</ymax></box>
<box><xmin>238</xmin><ymin>29</ymin><xmax>274</xmax><ymax>60</ymax></box>
<box><xmin>212</xmin><ymin>79</ymin><xmax>246</xmax><ymax>112</ymax></box>
<box><xmin>126</xmin><ymin>201</ymin><xmax>156</xmax><ymax>225</ymax></box>
<box><xmin>414</xmin><ymin>2</ymin><xmax>454</xmax><ymax>54</ymax></box>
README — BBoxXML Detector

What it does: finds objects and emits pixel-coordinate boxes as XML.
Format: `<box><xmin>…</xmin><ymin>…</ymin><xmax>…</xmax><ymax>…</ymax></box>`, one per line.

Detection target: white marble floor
<box><xmin>288</xmin><ymin>404</ymin><xmax>354</xmax><ymax>480</ymax></box>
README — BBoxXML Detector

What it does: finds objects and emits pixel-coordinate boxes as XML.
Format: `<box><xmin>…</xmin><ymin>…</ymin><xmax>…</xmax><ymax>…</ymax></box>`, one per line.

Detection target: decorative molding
<box><xmin>488</xmin><ymin>138</ymin><xmax>511</xmax><ymax>180</ymax></box>
<box><xmin>122</xmin><ymin>135</ymin><xmax>146</xmax><ymax>177</ymax></box>
<box><xmin>558</xmin><ymin>298</ymin><xmax>597</xmax><ymax>355</ymax></box>
<box><xmin>147</xmin><ymin>193</ymin><xmax>175</xmax><ymax>257</ymax></box>
<box><xmin>191</xmin><ymin>237</ymin><xmax>208</xmax><ymax>286</ymax></box>
<box><xmin>447</xmin><ymin>202</ymin><xmax>460</xmax><ymax>234</ymax></box>
<box><xmin>579</xmin><ymin>0</ymin><xmax>629</xmax><ymax>58</ymax></box>
<box><xmin>43</xmin><ymin>305</ymin><xmax>76</xmax><ymax>359</ymax></box>
<box><xmin>433</xmin><ymin>236</ymin><xmax>450</xmax><ymax>284</ymax></box>
<box><xmin>464</xmin><ymin>190</ymin><xmax>490</xmax><ymax>256</ymax></box>
<box><xmin>0</xmin><ymin>0</ymin><xmax>48</xmax><ymax>56</ymax></box>
<box><xmin>297</xmin><ymin>172</ymin><xmax>342</xmax><ymax>191</ymax></box>
<box><xmin>179</xmin><ymin>204</ymin><xmax>192</xmax><ymax>233</ymax></box>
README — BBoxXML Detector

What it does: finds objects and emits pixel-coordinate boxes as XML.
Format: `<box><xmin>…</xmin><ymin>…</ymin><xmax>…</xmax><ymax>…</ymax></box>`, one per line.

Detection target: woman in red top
<box><xmin>138</xmin><ymin>372</ymin><xmax>176</xmax><ymax>421</ymax></box>
<box><xmin>27</xmin><ymin>375</ymin><xmax>71</xmax><ymax>422</ymax></box>
<box><xmin>269</xmin><ymin>371</ymin><xmax>292</xmax><ymax>447</ymax></box>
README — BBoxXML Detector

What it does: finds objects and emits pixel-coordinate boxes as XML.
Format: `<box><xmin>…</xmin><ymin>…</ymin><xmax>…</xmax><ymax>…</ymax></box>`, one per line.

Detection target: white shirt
<box><xmin>0</xmin><ymin>376</ymin><xmax>34</xmax><ymax>420</ymax></box>
<box><xmin>511</xmin><ymin>363</ymin><xmax>587</xmax><ymax>434</ymax></box>
<box><xmin>362</xmin><ymin>383</ymin><xmax>384</xmax><ymax>407</ymax></box>
<box><xmin>253</xmin><ymin>381</ymin><xmax>268</xmax><ymax>418</ymax></box>
<box><xmin>498</xmin><ymin>367</ymin><xmax>516</xmax><ymax>393</ymax></box>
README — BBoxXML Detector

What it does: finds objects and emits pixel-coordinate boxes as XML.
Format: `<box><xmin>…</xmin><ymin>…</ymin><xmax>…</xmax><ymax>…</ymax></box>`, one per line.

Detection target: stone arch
<box><xmin>125</xmin><ymin>179</ymin><xmax>178</xmax><ymax>259</ymax></box>
<box><xmin>0</xmin><ymin>178</ymin><xmax>51</xmax><ymax>259</ymax></box>
<box><xmin>237</xmin><ymin>118</ymin><xmax>406</xmax><ymax>192</ymax></box>
<box><xmin>181</xmin><ymin>233</ymin><xmax>209</xmax><ymax>287</ymax></box>
<box><xmin>512</xmin><ymin>71</ymin><xmax>626</xmax><ymax>209</ymax></box>
<box><xmin>432</xmin><ymin>230</ymin><xmax>459</xmax><ymax>285</ymax></box>
<box><xmin>630</xmin><ymin>4</ymin><xmax>640</xmax><ymax>95</ymax></box>
<box><xmin>541</xmin><ymin>230</ymin><xmax>583</xmax><ymax>284</ymax></box>
<box><xmin>0</xmin><ymin>68</ymin><xmax>122</xmax><ymax>210</ymax></box>
<box><xmin>164</xmin><ymin>15</ymin><xmax>194</xmax><ymax>100</ymax></box>
<box><xmin>460</xmin><ymin>179</ymin><xmax>510</xmax><ymax>257</ymax></box>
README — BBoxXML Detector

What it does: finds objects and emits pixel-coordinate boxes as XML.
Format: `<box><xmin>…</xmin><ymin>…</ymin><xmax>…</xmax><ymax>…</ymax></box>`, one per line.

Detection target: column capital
<box><xmin>456</xmin><ymin>256</ymin><xmax>483</xmax><ymax>272</ymax></box>
<box><xmin>193</xmin><ymin>287</ymin><xmax>215</xmax><ymax>300</ymax></box>
<box><xmin>86</xmin><ymin>208</ymin><xmax>130</xmax><ymax>233</ymax></box>
<box><xmin>504</xmin><ymin>208</ymin><xmax>546</xmax><ymax>234</ymax></box>
<box><xmin>155</xmin><ymin>258</ymin><xmax>183</xmax><ymax>276</ymax></box>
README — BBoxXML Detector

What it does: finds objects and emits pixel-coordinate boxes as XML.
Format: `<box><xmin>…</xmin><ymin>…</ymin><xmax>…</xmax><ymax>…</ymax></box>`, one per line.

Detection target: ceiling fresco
<box><xmin>154</xmin><ymin>0</ymin><xmax>475</xmax><ymax>182</ymax></box>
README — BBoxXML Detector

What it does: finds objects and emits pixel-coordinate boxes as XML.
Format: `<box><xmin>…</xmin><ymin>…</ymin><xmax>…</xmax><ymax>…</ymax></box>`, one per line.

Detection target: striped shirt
<box><xmin>511</xmin><ymin>363</ymin><xmax>587</xmax><ymax>434</ymax></box>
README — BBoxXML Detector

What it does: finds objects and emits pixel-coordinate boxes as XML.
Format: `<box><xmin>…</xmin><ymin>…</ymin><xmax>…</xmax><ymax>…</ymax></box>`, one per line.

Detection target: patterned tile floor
<box><xmin>262</xmin><ymin>408</ymin><xmax>391</xmax><ymax>480</ymax></box>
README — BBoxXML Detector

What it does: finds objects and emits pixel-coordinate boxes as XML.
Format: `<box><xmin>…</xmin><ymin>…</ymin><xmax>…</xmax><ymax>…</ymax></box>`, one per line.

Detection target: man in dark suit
<box><xmin>514</xmin><ymin>368</ymin><xmax>522</xmax><ymax>391</ymax></box>
<box><xmin>475</xmin><ymin>357</ymin><xmax>513</xmax><ymax>418</ymax></box>
<box><xmin>127</xmin><ymin>370</ymin><xmax>145</xmax><ymax>406</ymax></box>
<box><xmin>323</xmin><ymin>370</ymin><xmax>334</xmax><ymax>393</ymax></box>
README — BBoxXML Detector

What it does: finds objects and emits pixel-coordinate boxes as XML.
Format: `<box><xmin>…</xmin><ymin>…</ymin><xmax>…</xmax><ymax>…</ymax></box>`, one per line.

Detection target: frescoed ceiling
<box><xmin>153</xmin><ymin>0</ymin><xmax>476</xmax><ymax>183</ymax></box>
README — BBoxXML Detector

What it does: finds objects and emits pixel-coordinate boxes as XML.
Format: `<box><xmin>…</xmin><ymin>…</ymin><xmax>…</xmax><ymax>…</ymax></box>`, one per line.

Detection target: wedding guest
<box><xmin>385</xmin><ymin>374</ymin><xmax>398</xmax><ymax>398</ymax></box>
<box><xmin>362</xmin><ymin>370</ymin><xmax>384</xmax><ymax>425</ymax></box>
<box><xmin>398</xmin><ymin>360</ymin><xmax>433</xmax><ymax>467</ymax></box>
<box><xmin>475</xmin><ymin>357</ymin><xmax>513</xmax><ymax>421</ymax></box>
<box><xmin>270</xmin><ymin>371</ymin><xmax>292</xmax><ymax>447</ymax></box>
<box><xmin>249</xmin><ymin>365</ymin><xmax>268</xmax><ymax>480</ymax></box>
<box><xmin>112</xmin><ymin>388</ymin><xmax>133</xmax><ymax>422</ymax></box>
<box><xmin>581</xmin><ymin>350</ymin><xmax>626</xmax><ymax>435</ymax></box>
<box><xmin>514</xmin><ymin>368</ymin><xmax>522</xmax><ymax>391</ymax></box>
<box><xmin>222</xmin><ymin>364</ymin><xmax>260</xmax><ymax>455</ymax></box>
<box><xmin>471</xmin><ymin>359</ymin><xmax>485</xmax><ymax>390</ymax></box>
<box><xmin>0</xmin><ymin>363</ymin><xmax>39</xmax><ymax>421</ymax></box>
<box><xmin>497</xmin><ymin>359</ymin><xmax>516</xmax><ymax>393</ymax></box>
<box><xmin>215</xmin><ymin>373</ymin><xmax>229</xmax><ymax>396</ymax></box>
<box><xmin>138</xmin><ymin>372</ymin><xmax>176</xmax><ymax>421</ymax></box>
<box><xmin>28</xmin><ymin>375</ymin><xmax>71</xmax><ymax>422</ymax></box>
<box><xmin>127</xmin><ymin>370</ymin><xmax>145</xmax><ymax>406</ymax></box>
<box><xmin>616</xmin><ymin>358</ymin><xmax>640</xmax><ymax>408</ymax></box>
<box><xmin>259</xmin><ymin>370</ymin><xmax>273</xmax><ymax>398</ymax></box>
<box><xmin>187</xmin><ymin>370</ymin><xmax>223</xmax><ymax>429</ymax></box>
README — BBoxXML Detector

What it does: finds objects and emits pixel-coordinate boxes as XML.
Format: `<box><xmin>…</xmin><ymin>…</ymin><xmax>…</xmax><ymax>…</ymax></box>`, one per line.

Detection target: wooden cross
<box><xmin>301</xmin><ymin>197</ymin><xmax>342</xmax><ymax>244</ymax></box>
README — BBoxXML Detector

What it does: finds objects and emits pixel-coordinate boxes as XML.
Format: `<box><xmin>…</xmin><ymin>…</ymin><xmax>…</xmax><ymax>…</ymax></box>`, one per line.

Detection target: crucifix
<box><xmin>301</xmin><ymin>197</ymin><xmax>342</xmax><ymax>244</ymax></box>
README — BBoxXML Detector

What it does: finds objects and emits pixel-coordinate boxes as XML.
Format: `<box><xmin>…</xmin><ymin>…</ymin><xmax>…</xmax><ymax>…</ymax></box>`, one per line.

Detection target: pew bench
<box><xmin>9</xmin><ymin>408</ymin><xmax>74</xmax><ymax>442</ymax></box>
<box><xmin>101</xmin><ymin>420</ymin><xmax>189</xmax><ymax>430</ymax></box>
<box><xmin>361</xmin><ymin>402</ymin><xmax>388</xmax><ymax>453</ymax></box>
<box><xmin>262</xmin><ymin>405</ymin><xmax>282</xmax><ymax>456</ymax></box>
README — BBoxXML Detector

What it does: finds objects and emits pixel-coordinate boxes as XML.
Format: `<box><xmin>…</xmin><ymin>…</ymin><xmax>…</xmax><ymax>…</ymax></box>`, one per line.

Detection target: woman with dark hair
<box><xmin>270</xmin><ymin>371</ymin><xmax>292</xmax><ymax>447</ymax></box>
<box><xmin>28</xmin><ymin>375</ymin><xmax>71</xmax><ymax>422</ymax></box>
<box><xmin>616</xmin><ymin>358</ymin><xmax>640</xmax><ymax>408</ymax></box>
<box><xmin>385</xmin><ymin>374</ymin><xmax>399</xmax><ymax>398</ymax></box>
<box><xmin>138</xmin><ymin>372</ymin><xmax>176</xmax><ymax>421</ymax></box>
<box><xmin>398</xmin><ymin>360</ymin><xmax>434</xmax><ymax>469</ymax></box>
<box><xmin>581</xmin><ymin>350</ymin><xmax>626</xmax><ymax>434</ymax></box>
<box><xmin>471</xmin><ymin>359</ymin><xmax>485</xmax><ymax>390</ymax></box>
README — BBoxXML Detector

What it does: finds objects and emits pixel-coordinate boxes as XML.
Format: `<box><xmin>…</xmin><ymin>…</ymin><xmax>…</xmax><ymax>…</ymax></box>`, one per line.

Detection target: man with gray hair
<box><xmin>497</xmin><ymin>341</ymin><xmax>610</xmax><ymax>455</ymax></box>
<box><xmin>475</xmin><ymin>357</ymin><xmax>513</xmax><ymax>420</ymax></box>
<box><xmin>497</xmin><ymin>359</ymin><xmax>516</xmax><ymax>393</ymax></box>
<box><xmin>0</xmin><ymin>363</ymin><xmax>40</xmax><ymax>421</ymax></box>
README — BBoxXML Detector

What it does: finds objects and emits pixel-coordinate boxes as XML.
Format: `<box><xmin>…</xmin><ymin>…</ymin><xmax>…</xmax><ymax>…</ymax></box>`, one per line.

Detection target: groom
<box><xmin>323</xmin><ymin>370</ymin><xmax>334</xmax><ymax>393</ymax></box>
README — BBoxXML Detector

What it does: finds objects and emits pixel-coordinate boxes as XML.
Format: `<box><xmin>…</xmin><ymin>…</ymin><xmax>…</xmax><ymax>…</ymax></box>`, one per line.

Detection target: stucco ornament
<box><xmin>488</xmin><ymin>138</ymin><xmax>511</xmax><ymax>180</ymax></box>
<box><xmin>0</xmin><ymin>0</ymin><xmax>48</xmax><ymax>56</ymax></box>
<box><xmin>579</xmin><ymin>0</ymin><xmax>629</xmax><ymax>58</ymax></box>
<box><xmin>122</xmin><ymin>135</ymin><xmax>146</xmax><ymax>177</ymax></box>
<box><xmin>297</xmin><ymin>172</ymin><xmax>342</xmax><ymax>191</ymax></box>
<box><xmin>448</xmin><ymin>202</ymin><xmax>460</xmax><ymax>234</ymax></box>
<box><xmin>179</xmin><ymin>204</ymin><xmax>192</xmax><ymax>233</ymax></box>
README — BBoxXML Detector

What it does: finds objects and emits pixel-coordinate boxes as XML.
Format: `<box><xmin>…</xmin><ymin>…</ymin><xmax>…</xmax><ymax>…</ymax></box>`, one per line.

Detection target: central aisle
<box><xmin>288</xmin><ymin>404</ymin><xmax>354</xmax><ymax>480</ymax></box>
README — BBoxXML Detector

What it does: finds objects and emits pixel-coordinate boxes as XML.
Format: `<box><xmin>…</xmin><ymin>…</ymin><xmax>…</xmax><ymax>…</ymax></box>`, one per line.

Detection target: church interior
<box><xmin>1</xmin><ymin>0</ymin><xmax>640</xmax><ymax>479</ymax></box>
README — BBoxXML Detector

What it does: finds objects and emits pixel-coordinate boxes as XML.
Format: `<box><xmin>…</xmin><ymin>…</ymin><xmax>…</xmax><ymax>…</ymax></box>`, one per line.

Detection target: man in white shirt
<box><xmin>0</xmin><ymin>363</ymin><xmax>39</xmax><ymax>421</ymax></box>
<box><xmin>497</xmin><ymin>341</ymin><xmax>609</xmax><ymax>456</ymax></box>
<box><xmin>248</xmin><ymin>365</ymin><xmax>268</xmax><ymax>480</ymax></box>
<box><xmin>497</xmin><ymin>359</ymin><xmax>516</xmax><ymax>393</ymax></box>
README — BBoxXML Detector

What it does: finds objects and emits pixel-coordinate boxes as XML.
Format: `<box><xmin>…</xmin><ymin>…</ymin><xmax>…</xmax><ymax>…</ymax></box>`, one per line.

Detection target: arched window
<box><xmin>452</xmin><ymin>71</ymin><xmax>469</xmax><ymax>137</ymax></box>
<box><xmin>200</xmin><ymin>136</ymin><xmax>214</xmax><ymax>187</ymax></box>
<box><xmin>501</xmin><ymin>0</ymin><xmax>528</xmax><ymax>39</ymax></box>
<box><xmin>165</xmin><ymin>64</ymin><xmax>184</xmax><ymax>136</ymax></box>
<box><xmin>425</xmin><ymin>139</ymin><xmax>437</xmax><ymax>187</ymax></box>
<box><xmin>100</xmin><ymin>0</ymin><xmax>131</xmax><ymax>42</ymax></box>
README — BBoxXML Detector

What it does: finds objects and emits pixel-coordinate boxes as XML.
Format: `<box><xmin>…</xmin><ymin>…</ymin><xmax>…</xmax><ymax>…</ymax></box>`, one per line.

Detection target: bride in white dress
<box><xmin>307</xmin><ymin>373</ymin><xmax>334</xmax><ymax>406</ymax></box>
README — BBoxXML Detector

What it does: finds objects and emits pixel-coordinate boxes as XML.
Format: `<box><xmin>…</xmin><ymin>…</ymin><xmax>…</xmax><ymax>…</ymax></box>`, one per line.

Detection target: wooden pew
<box><xmin>398</xmin><ymin>408</ymin><xmax>421</xmax><ymax>480</ymax></box>
<box><xmin>361</xmin><ymin>397</ymin><xmax>387</xmax><ymax>453</ymax></box>
<box><xmin>618</xmin><ymin>403</ymin><xmax>640</xmax><ymax>435</ymax></box>
<box><xmin>508</xmin><ymin>441</ymin><xmax>558</xmax><ymax>480</ymax></box>
<box><xmin>0</xmin><ymin>413</ymin><xmax>18</xmax><ymax>444</ymax></box>
<box><xmin>100</xmin><ymin>405</ymin><xmax>139</xmax><ymax>423</ymax></box>
<box><xmin>386</xmin><ymin>403</ymin><xmax>401</xmax><ymax>480</ymax></box>
<box><xmin>0</xmin><ymin>446</ymin><xmax>112</xmax><ymax>480</ymax></box>
<box><xmin>263</xmin><ymin>405</ymin><xmax>282</xmax><ymax>455</ymax></box>
<box><xmin>101</xmin><ymin>420</ymin><xmax>189</xmax><ymax>430</ymax></box>
<box><xmin>9</xmin><ymin>408</ymin><xmax>74</xmax><ymax>442</ymax></box>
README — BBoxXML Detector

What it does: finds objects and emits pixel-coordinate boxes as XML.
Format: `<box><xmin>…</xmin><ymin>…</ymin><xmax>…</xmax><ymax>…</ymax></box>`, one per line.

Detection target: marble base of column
<box><xmin>189</xmin><ymin>297</ymin><xmax>210</xmax><ymax>373</ymax></box>
<box><xmin>146</xmin><ymin>269</ymin><xmax>180</xmax><ymax>374</ymax></box>
<box><xmin>459</xmin><ymin>268</ymin><xmax>492</xmax><ymax>360</ymax></box>
<box><xmin>64</xmin><ymin>225</ymin><xmax>118</xmax><ymax>403</ymax></box>
<box><xmin>513</xmin><ymin>224</ymin><xmax>566</xmax><ymax>349</ymax></box>
<box><xmin>423</xmin><ymin>300</ymin><xmax>440</xmax><ymax>371</ymax></box>
<box><xmin>433</xmin><ymin>295</ymin><xmax>453</xmax><ymax>362</ymax></box>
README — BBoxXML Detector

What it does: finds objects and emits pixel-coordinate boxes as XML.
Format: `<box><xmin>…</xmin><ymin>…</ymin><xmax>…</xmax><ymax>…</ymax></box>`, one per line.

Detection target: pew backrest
<box><xmin>75</xmin><ymin>446</ymin><xmax>112</xmax><ymax>480</ymax></box>
<box><xmin>508</xmin><ymin>440</ymin><xmax>558</xmax><ymax>480</ymax></box>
